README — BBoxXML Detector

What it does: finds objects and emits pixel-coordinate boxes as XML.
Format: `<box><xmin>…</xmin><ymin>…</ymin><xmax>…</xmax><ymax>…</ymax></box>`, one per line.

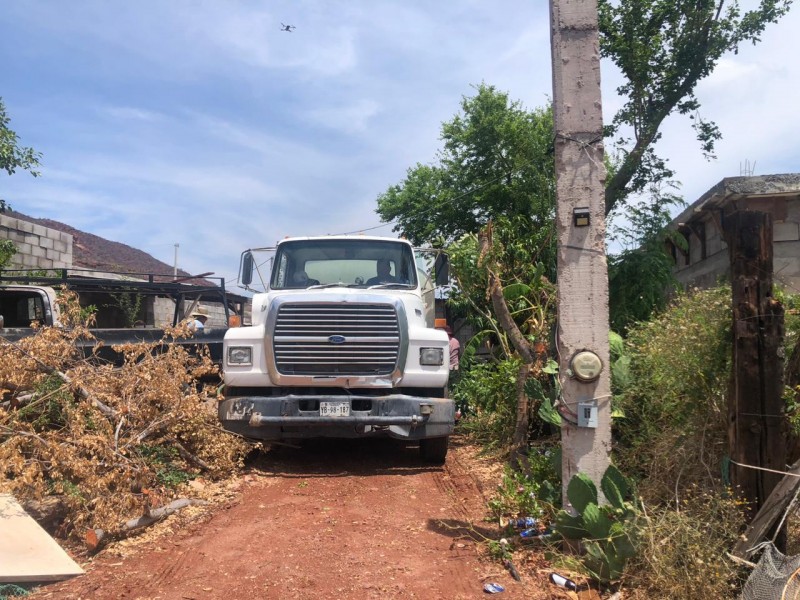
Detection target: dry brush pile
<box><xmin>0</xmin><ymin>291</ymin><xmax>252</xmax><ymax>547</ymax></box>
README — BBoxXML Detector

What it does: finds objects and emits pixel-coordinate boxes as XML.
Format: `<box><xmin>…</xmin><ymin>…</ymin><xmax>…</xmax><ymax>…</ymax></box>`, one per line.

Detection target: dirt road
<box><xmin>30</xmin><ymin>436</ymin><xmax>557</xmax><ymax>600</ymax></box>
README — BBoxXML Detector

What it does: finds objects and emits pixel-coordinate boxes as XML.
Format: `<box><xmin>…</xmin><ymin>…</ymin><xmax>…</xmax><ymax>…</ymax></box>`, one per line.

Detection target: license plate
<box><xmin>320</xmin><ymin>401</ymin><xmax>350</xmax><ymax>417</ymax></box>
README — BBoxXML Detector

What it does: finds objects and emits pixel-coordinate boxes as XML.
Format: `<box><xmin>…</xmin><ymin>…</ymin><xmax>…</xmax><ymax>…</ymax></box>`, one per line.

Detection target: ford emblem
<box><xmin>328</xmin><ymin>335</ymin><xmax>346</xmax><ymax>344</ymax></box>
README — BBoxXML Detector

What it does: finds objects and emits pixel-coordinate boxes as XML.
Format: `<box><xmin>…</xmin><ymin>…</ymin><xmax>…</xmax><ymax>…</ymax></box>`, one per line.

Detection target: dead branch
<box><xmin>733</xmin><ymin>457</ymin><xmax>800</xmax><ymax>557</ymax></box>
<box><xmin>86</xmin><ymin>498</ymin><xmax>208</xmax><ymax>551</ymax></box>
<box><xmin>0</xmin><ymin>334</ymin><xmax>118</xmax><ymax>418</ymax></box>
<box><xmin>1</xmin><ymin>297</ymin><xmax>251</xmax><ymax>547</ymax></box>
<box><xmin>173</xmin><ymin>440</ymin><xmax>211</xmax><ymax>471</ymax></box>
<box><xmin>10</xmin><ymin>386</ymin><xmax>68</xmax><ymax>415</ymax></box>
<box><xmin>132</xmin><ymin>498</ymin><xmax>208</xmax><ymax>528</ymax></box>
<box><xmin>114</xmin><ymin>415</ymin><xmax>126</xmax><ymax>451</ymax></box>
<box><xmin>133</xmin><ymin>415</ymin><xmax>175</xmax><ymax>444</ymax></box>
<box><xmin>0</xmin><ymin>424</ymin><xmax>50</xmax><ymax>447</ymax></box>
<box><xmin>55</xmin><ymin>369</ymin><xmax>117</xmax><ymax>418</ymax></box>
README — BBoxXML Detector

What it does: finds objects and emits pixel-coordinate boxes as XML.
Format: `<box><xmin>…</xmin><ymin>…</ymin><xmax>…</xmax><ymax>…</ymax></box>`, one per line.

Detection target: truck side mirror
<box><xmin>434</xmin><ymin>253</ymin><xmax>449</xmax><ymax>287</ymax></box>
<box><xmin>241</xmin><ymin>251</ymin><xmax>254</xmax><ymax>286</ymax></box>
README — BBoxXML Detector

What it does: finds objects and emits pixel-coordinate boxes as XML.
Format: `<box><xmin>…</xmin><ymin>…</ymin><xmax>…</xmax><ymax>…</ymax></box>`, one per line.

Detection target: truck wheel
<box><xmin>420</xmin><ymin>436</ymin><xmax>448</xmax><ymax>464</ymax></box>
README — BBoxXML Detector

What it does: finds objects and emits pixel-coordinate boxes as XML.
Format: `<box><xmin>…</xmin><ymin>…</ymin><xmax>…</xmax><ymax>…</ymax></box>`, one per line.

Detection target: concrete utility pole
<box><xmin>549</xmin><ymin>0</ymin><xmax>611</xmax><ymax>502</ymax></box>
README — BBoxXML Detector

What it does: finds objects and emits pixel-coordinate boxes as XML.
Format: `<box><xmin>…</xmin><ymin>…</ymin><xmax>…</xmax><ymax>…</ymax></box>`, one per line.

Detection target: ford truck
<box><xmin>218</xmin><ymin>235</ymin><xmax>455</xmax><ymax>463</ymax></box>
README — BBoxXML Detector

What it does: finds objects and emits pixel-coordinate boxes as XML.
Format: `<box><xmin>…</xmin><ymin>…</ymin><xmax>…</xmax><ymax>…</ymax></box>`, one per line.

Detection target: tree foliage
<box><xmin>447</xmin><ymin>218</ymin><xmax>556</xmax><ymax>344</ymax></box>
<box><xmin>375</xmin><ymin>84</ymin><xmax>555</xmax><ymax>246</ymax></box>
<box><xmin>376</xmin><ymin>85</ymin><xmax>559</xmax><ymax>455</ymax></box>
<box><xmin>599</xmin><ymin>0</ymin><xmax>792</xmax><ymax>215</ymax></box>
<box><xmin>607</xmin><ymin>185</ymin><xmax>686</xmax><ymax>334</ymax></box>
<box><xmin>448</xmin><ymin>224</ymin><xmax>557</xmax><ymax>457</ymax></box>
<box><xmin>613</xmin><ymin>286</ymin><xmax>733</xmax><ymax>501</ymax></box>
<box><xmin>0</xmin><ymin>97</ymin><xmax>42</xmax><ymax>212</ymax></box>
<box><xmin>0</xmin><ymin>240</ymin><xmax>15</xmax><ymax>269</ymax></box>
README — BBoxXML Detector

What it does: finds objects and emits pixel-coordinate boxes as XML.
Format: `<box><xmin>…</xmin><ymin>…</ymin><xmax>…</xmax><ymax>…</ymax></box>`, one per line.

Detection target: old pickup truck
<box><xmin>0</xmin><ymin>269</ymin><xmax>246</xmax><ymax>368</ymax></box>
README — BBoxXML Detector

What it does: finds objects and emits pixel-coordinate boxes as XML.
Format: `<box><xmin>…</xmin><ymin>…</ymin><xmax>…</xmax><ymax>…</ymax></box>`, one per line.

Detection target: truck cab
<box><xmin>0</xmin><ymin>285</ymin><xmax>60</xmax><ymax>330</ymax></box>
<box><xmin>219</xmin><ymin>235</ymin><xmax>455</xmax><ymax>463</ymax></box>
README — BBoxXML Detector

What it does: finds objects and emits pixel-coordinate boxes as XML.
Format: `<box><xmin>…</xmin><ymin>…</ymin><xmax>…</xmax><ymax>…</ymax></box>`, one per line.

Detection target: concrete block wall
<box><xmin>154</xmin><ymin>297</ymin><xmax>178</xmax><ymax>328</ymax></box>
<box><xmin>0</xmin><ymin>214</ymin><xmax>73</xmax><ymax>270</ymax></box>
<box><xmin>674</xmin><ymin>198</ymin><xmax>800</xmax><ymax>293</ymax></box>
<box><xmin>153</xmin><ymin>297</ymin><xmax>228</xmax><ymax>329</ymax></box>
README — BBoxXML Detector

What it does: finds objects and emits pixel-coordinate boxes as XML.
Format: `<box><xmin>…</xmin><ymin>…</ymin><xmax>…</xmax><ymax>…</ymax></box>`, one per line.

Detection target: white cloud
<box><xmin>304</xmin><ymin>98</ymin><xmax>382</xmax><ymax>134</ymax></box>
<box><xmin>703</xmin><ymin>57</ymin><xmax>760</xmax><ymax>87</ymax></box>
<box><xmin>100</xmin><ymin>106</ymin><xmax>163</xmax><ymax>122</ymax></box>
<box><xmin>2</xmin><ymin>0</ymin><xmax>799</xmax><ymax>280</ymax></box>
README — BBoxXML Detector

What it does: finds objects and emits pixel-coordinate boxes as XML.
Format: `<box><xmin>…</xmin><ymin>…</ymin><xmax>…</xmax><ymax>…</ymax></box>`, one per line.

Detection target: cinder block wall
<box><xmin>0</xmin><ymin>214</ymin><xmax>73</xmax><ymax>269</ymax></box>
<box><xmin>153</xmin><ymin>297</ymin><xmax>178</xmax><ymax>328</ymax></box>
<box><xmin>674</xmin><ymin>198</ymin><xmax>800</xmax><ymax>292</ymax></box>
<box><xmin>154</xmin><ymin>297</ymin><xmax>228</xmax><ymax>329</ymax></box>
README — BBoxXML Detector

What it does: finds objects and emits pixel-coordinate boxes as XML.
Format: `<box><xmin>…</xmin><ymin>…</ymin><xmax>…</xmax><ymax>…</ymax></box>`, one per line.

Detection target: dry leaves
<box><xmin>0</xmin><ymin>291</ymin><xmax>251</xmax><ymax>541</ymax></box>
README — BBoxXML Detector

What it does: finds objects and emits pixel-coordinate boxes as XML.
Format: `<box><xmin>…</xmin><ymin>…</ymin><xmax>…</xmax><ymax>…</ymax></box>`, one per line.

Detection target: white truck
<box><xmin>0</xmin><ymin>272</ymin><xmax>237</xmax><ymax>367</ymax></box>
<box><xmin>218</xmin><ymin>235</ymin><xmax>455</xmax><ymax>463</ymax></box>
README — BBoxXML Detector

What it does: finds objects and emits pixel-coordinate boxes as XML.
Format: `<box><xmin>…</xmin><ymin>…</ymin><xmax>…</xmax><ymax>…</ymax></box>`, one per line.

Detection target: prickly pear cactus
<box><xmin>552</xmin><ymin>465</ymin><xmax>638</xmax><ymax>582</ymax></box>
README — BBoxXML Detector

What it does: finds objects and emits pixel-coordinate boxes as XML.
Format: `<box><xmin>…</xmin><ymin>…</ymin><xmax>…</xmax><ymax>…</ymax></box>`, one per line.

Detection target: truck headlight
<box><xmin>419</xmin><ymin>347</ymin><xmax>444</xmax><ymax>366</ymax></box>
<box><xmin>227</xmin><ymin>346</ymin><xmax>252</xmax><ymax>366</ymax></box>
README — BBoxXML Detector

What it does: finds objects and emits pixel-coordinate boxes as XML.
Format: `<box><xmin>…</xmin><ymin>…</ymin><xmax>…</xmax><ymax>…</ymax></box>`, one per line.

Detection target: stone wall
<box><xmin>0</xmin><ymin>214</ymin><xmax>73</xmax><ymax>270</ymax></box>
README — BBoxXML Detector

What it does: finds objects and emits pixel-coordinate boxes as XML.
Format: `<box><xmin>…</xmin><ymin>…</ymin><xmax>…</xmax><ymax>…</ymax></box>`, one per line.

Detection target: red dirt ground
<box><xmin>27</xmin><ymin>435</ymin><xmax>573</xmax><ymax>600</ymax></box>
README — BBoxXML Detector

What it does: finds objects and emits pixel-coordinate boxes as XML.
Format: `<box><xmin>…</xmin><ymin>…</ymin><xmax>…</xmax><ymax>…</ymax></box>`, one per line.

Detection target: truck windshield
<box><xmin>270</xmin><ymin>239</ymin><xmax>418</xmax><ymax>290</ymax></box>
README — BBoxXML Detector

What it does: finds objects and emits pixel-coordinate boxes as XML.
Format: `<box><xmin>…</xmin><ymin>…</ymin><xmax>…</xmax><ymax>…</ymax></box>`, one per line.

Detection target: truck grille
<box><xmin>273</xmin><ymin>303</ymin><xmax>400</xmax><ymax>376</ymax></box>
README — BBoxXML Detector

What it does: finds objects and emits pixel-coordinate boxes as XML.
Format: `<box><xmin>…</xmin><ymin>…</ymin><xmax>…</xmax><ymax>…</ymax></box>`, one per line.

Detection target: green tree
<box><xmin>608</xmin><ymin>185</ymin><xmax>686</xmax><ymax>334</ymax></box>
<box><xmin>443</xmin><ymin>221</ymin><xmax>557</xmax><ymax>461</ymax></box>
<box><xmin>376</xmin><ymin>84</ymin><xmax>555</xmax><ymax>246</ymax></box>
<box><xmin>600</xmin><ymin>0</ymin><xmax>792</xmax><ymax>215</ymax></box>
<box><xmin>376</xmin><ymin>85</ymin><xmax>559</xmax><ymax>459</ymax></box>
<box><xmin>1</xmin><ymin>97</ymin><xmax>42</xmax><ymax>212</ymax></box>
<box><xmin>0</xmin><ymin>240</ymin><xmax>15</xmax><ymax>269</ymax></box>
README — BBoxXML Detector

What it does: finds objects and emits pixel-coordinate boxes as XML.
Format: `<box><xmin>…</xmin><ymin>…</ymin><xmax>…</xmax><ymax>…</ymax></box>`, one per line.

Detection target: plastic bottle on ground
<box><xmin>549</xmin><ymin>572</ymin><xmax>578</xmax><ymax>591</ymax></box>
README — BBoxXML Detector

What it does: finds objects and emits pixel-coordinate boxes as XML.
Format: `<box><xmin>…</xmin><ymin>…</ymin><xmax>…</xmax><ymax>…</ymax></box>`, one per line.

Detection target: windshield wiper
<box><xmin>307</xmin><ymin>283</ymin><xmax>348</xmax><ymax>289</ymax></box>
<box><xmin>367</xmin><ymin>283</ymin><xmax>414</xmax><ymax>289</ymax></box>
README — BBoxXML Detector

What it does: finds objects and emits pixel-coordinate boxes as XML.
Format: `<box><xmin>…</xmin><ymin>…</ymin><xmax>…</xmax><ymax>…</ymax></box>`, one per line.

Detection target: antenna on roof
<box><xmin>740</xmin><ymin>160</ymin><xmax>756</xmax><ymax>177</ymax></box>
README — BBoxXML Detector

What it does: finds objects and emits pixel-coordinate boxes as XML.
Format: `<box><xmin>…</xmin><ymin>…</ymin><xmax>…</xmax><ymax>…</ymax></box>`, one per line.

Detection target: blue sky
<box><xmin>1</xmin><ymin>1</ymin><xmax>798</xmax><ymax>284</ymax></box>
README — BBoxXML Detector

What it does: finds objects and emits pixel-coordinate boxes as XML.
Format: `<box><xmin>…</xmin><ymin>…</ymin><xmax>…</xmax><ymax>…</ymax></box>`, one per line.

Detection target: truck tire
<box><xmin>420</xmin><ymin>436</ymin><xmax>449</xmax><ymax>464</ymax></box>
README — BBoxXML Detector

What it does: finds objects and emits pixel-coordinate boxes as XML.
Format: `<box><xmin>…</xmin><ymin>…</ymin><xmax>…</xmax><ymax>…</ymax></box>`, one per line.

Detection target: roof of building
<box><xmin>671</xmin><ymin>173</ymin><xmax>800</xmax><ymax>228</ymax></box>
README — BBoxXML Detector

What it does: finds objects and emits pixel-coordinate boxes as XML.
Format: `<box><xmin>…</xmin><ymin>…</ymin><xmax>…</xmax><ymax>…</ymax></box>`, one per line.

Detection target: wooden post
<box><xmin>549</xmin><ymin>0</ymin><xmax>611</xmax><ymax>502</ymax></box>
<box><xmin>724</xmin><ymin>210</ymin><xmax>785</xmax><ymax>522</ymax></box>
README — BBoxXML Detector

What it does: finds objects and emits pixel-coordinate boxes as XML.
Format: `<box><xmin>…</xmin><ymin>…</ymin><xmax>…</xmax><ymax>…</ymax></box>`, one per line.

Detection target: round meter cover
<box><xmin>571</xmin><ymin>350</ymin><xmax>603</xmax><ymax>382</ymax></box>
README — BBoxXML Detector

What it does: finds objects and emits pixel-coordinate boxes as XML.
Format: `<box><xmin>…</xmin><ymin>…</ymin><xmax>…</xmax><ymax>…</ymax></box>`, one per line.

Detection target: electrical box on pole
<box><xmin>549</xmin><ymin>0</ymin><xmax>612</xmax><ymax>504</ymax></box>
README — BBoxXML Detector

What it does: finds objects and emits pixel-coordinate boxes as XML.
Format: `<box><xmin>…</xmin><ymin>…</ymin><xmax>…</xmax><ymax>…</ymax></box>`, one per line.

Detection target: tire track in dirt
<box><xmin>29</xmin><ymin>436</ymin><xmax>549</xmax><ymax>599</ymax></box>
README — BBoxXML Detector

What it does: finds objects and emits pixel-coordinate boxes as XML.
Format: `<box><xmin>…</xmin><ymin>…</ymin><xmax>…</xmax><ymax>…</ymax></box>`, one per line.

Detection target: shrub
<box><xmin>489</xmin><ymin>443</ymin><xmax>561</xmax><ymax>523</ymax></box>
<box><xmin>621</xmin><ymin>487</ymin><xmax>747</xmax><ymax>599</ymax></box>
<box><xmin>613</xmin><ymin>286</ymin><xmax>732</xmax><ymax>502</ymax></box>
<box><xmin>453</xmin><ymin>358</ymin><xmax>521</xmax><ymax>449</ymax></box>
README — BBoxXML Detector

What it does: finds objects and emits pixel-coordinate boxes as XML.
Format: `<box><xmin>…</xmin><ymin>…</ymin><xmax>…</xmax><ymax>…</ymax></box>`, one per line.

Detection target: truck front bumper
<box><xmin>218</xmin><ymin>394</ymin><xmax>455</xmax><ymax>441</ymax></box>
